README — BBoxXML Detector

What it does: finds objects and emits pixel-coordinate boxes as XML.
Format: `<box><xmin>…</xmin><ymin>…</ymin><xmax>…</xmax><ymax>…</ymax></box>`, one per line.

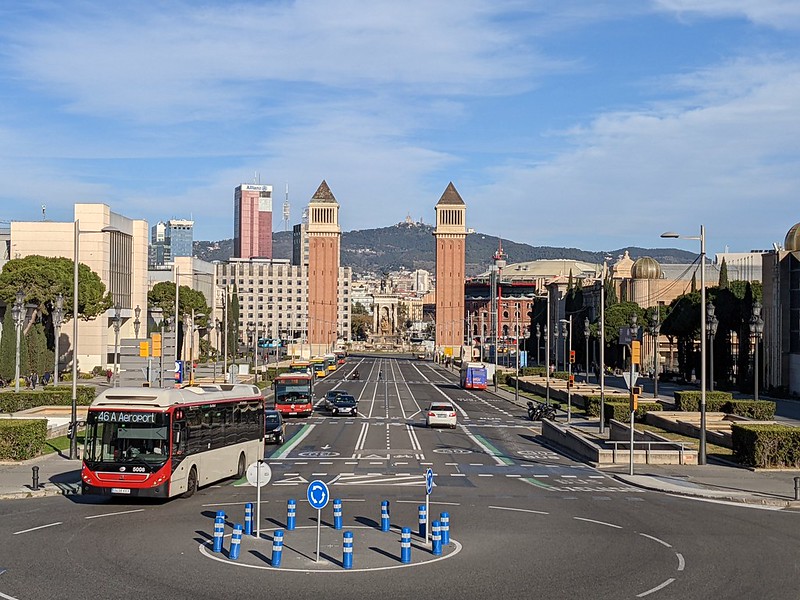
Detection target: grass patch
<box><xmin>42</xmin><ymin>432</ymin><xmax>85</xmax><ymax>456</ymax></box>
<box><xmin>636</xmin><ymin>423</ymin><xmax>733</xmax><ymax>457</ymax></box>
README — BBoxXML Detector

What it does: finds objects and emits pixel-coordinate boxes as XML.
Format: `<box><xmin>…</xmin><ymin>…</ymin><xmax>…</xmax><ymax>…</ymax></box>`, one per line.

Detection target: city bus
<box><xmin>460</xmin><ymin>362</ymin><xmax>488</xmax><ymax>390</ymax></box>
<box><xmin>80</xmin><ymin>384</ymin><xmax>264</xmax><ymax>499</ymax></box>
<box><xmin>310</xmin><ymin>357</ymin><xmax>326</xmax><ymax>378</ymax></box>
<box><xmin>324</xmin><ymin>353</ymin><xmax>337</xmax><ymax>372</ymax></box>
<box><xmin>289</xmin><ymin>360</ymin><xmax>311</xmax><ymax>375</ymax></box>
<box><xmin>273</xmin><ymin>372</ymin><xmax>314</xmax><ymax>417</ymax></box>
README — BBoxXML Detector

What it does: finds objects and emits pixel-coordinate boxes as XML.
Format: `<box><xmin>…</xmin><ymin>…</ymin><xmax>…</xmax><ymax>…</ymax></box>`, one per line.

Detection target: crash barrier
<box><xmin>229</xmin><ymin>524</ymin><xmax>243</xmax><ymax>560</ymax></box>
<box><xmin>272</xmin><ymin>530</ymin><xmax>284</xmax><ymax>567</ymax></box>
<box><xmin>333</xmin><ymin>499</ymin><xmax>343</xmax><ymax>530</ymax></box>
<box><xmin>400</xmin><ymin>527</ymin><xmax>412</xmax><ymax>563</ymax></box>
<box><xmin>244</xmin><ymin>503</ymin><xmax>253</xmax><ymax>536</ymax></box>
<box><xmin>381</xmin><ymin>500</ymin><xmax>390</xmax><ymax>532</ymax></box>
<box><xmin>287</xmin><ymin>499</ymin><xmax>296</xmax><ymax>531</ymax></box>
<box><xmin>342</xmin><ymin>531</ymin><xmax>354</xmax><ymax>569</ymax></box>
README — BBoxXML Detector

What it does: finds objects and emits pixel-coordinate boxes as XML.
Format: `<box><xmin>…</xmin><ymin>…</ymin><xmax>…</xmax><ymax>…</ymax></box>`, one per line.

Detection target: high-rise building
<box><xmin>434</xmin><ymin>182</ymin><xmax>467</xmax><ymax>350</ymax></box>
<box><xmin>149</xmin><ymin>219</ymin><xmax>194</xmax><ymax>268</ymax></box>
<box><xmin>234</xmin><ymin>183</ymin><xmax>273</xmax><ymax>259</ymax></box>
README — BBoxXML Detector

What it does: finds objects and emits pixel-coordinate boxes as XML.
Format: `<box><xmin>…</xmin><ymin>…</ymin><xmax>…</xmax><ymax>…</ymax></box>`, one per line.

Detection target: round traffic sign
<box><xmin>246</xmin><ymin>461</ymin><xmax>272</xmax><ymax>488</ymax></box>
<box><xmin>307</xmin><ymin>479</ymin><xmax>330</xmax><ymax>510</ymax></box>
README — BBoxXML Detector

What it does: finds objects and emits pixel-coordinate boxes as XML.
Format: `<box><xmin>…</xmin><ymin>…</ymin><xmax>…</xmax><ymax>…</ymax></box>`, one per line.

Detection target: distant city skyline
<box><xmin>1</xmin><ymin>2</ymin><xmax>799</xmax><ymax>253</ymax></box>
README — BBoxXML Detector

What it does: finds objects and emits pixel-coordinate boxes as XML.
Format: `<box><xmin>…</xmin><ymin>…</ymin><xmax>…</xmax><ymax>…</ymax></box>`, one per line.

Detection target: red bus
<box><xmin>80</xmin><ymin>384</ymin><xmax>264</xmax><ymax>499</ymax></box>
<box><xmin>273</xmin><ymin>372</ymin><xmax>314</xmax><ymax>417</ymax></box>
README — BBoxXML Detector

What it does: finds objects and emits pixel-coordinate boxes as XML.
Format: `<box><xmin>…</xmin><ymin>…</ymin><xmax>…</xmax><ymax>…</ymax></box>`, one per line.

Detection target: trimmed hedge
<box><xmin>673</xmin><ymin>391</ymin><xmax>775</xmax><ymax>420</ymax></box>
<box><xmin>0</xmin><ymin>419</ymin><xmax>48</xmax><ymax>460</ymax></box>
<box><xmin>521</xmin><ymin>366</ymin><xmax>547</xmax><ymax>377</ymax></box>
<box><xmin>0</xmin><ymin>386</ymin><xmax>96</xmax><ymax>413</ymax></box>
<box><xmin>604</xmin><ymin>400</ymin><xmax>663</xmax><ymax>424</ymax></box>
<box><xmin>726</xmin><ymin>400</ymin><xmax>776</xmax><ymax>420</ymax></box>
<box><xmin>673</xmin><ymin>391</ymin><xmax>733</xmax><ymax>411</ymax></box>
<box><xmin>732</xmin><ymin>423</ymin><xmax>800</xmax><ymax>468</ymax></box>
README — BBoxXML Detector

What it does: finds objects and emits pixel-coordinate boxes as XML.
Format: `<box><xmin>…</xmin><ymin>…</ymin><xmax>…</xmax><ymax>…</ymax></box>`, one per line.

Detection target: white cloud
<box><xmin>653</xmin><ymin>0</ymin><xmax>800</xmax><ymax>29</ymax></box>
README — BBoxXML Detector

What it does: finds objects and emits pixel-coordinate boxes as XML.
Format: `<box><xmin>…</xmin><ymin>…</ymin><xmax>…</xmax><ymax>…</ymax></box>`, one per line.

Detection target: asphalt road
<box><xmin>2</xmin><ymin>355</ymin><xmax>799</xmax><ymax>599</ymax></box>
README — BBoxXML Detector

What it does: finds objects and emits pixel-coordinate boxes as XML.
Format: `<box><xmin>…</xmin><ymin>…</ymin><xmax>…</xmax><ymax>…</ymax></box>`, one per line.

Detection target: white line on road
<box><xmin>397</xmin><ymin>500</ymin><xmax>461</xmax><ymax>506</ymax></box>
<box><xmin>274</xmin><ymin>425</ymin><xmax>316</xmax><ymax>459</ymax></box>
<box><xmin>639</xmin><ymin>533</ymin><xmax>672</xmax><ymax>548</ymax></box>
<box><xmin>489</xmin><ymin>505</ymin><xmax>549</xmax><ymax>515</ymax></box>
<box><xmin>457</xmin><ymin>423</ymin><xmax>507</xmax><ymax>466</ymax></box>
<box><xmin>85</xmin><ymin>509</ymin><xmax>145</xmax><ymax>520</ymax></box>
<box><xmin>12</xmin><ymin>522</ymin><xmax>62</xmax><ymax>535</ymax></box>
<box><xmin>636</xmin><ymin>578</ymin><xmax>675</xmax><ymax>597</ymax></box>
<box><xmin>676</xmin><ymin>553</ymin><xmax>685</xmax><ymax>571</ymax></box>
<box><xmin>203</xmin><ymin>501</ymin><xmax>268</xmax><ymax>507</ymax></box>
<box><xmin>0</xmin><ymin>590</ymin><xmax>20</xmax><ymax>600</ymax></box>
<box><xmin>573</xmin><ymin>517</ymin><xmax>622</xmax><ymax>529</ymax></box>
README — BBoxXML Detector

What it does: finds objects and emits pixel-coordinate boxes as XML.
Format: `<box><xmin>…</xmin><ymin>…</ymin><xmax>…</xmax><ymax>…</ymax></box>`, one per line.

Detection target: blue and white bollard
<box><xmin>342</xmin><ymin>531</ymin><xmax>354</xmax><ymax>569</ymax></box>
<box><xmin>212</xmin><ymin>516</ymin><xmax>225</xmax><ymax>553</ymax></box>
<box><xmin>440</xmin><ymin>512</ymin><xmax>450</xmax><ymax>545</ymax></box>
<box><xmin>216</xmin><ymin>510</ymin><xmax>226</xmax><ymax>521</ymax></box>
<box><xmin>229</xmin><ymin>524</ymin><xmax>243</xmax><ymax>560</ymax></box>
<box><xmin>418</xmin><ymin>505</ymin><xmax>427</xmax><ymax>538</ymax></box>
<box><xmin>400</xmin><ymin>527</ymin><xmax>412</xmax><ymax>564</ymax></box>
<box><xmin>333</xmin><ymin>499</ymin><xmax>343</xmax><ymax>530</ymax></box>
<box><xmin>244</xmin><ymin>503</ymin><xmax>253</xmax><ymax>536</ymax></box>
<box><xmin>287</xmin><ymin>499</ymin><xmax>296</xmax><ymax>531</ymax></box>
<box><xmin>380</xmin><ymin>500</ymin><xmax>390</xmax><ymax>532</ymax></box>
<box><xmin>271</xmin><ymin>530</ymin><xmax>284</xmax><ymax>568</ymax></box>
<box><xmin>431</xmin><ymin>520</ymin><xmax>442</xmax><ymax>556</ymax></box>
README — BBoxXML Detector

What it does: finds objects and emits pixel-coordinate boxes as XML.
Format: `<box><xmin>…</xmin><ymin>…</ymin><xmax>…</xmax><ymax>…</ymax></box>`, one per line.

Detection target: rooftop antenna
<box><xmin>282</xmin><ymin>183</ymin><xmax>290</xmax><ymax>232</ymax></box>
<box><xmin>41</xmin><ymin>205</ymin><xmax>46</xmax><ymax>220</ymax></box>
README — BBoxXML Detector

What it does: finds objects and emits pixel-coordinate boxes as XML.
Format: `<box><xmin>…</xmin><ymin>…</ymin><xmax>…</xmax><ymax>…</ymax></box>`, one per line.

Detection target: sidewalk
<box><xmin>0</xmin><ymin>452</ymin><xmax>82</xmax><ymax>500</ymax></box>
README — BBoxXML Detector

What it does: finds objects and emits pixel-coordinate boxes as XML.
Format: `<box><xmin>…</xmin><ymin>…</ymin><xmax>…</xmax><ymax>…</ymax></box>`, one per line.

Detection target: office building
<box><xmin>234</xmin><ymin>183</ymin><xmax>273</xmax><ymax>260</ymax></box>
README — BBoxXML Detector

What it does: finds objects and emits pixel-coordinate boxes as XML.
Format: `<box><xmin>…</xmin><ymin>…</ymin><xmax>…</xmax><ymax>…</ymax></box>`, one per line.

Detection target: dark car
<box><xmin>329</xmin><ymin>394</ymin><xmax>358</xmax><ymax>416</ymax></box>
<box><xmin>324</xmin><ymin>389</ymin><xmax>347</xmax><ymax>410</ymax></box>
<box><xmin>264</xmin><ymin>410</ymin><xmax>285</xmax><ymax>445</ymax></box>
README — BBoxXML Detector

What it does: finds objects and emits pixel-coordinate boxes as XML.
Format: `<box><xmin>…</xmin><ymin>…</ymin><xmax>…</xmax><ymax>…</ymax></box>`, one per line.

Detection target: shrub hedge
<box><xmin>604</xmin><ymin>400</ymin><xmax>663</xmax><ymax>423</ymax></box>
<box><xmin>726</xmin><ymin>400</ymin><xmax>776</xmax><ymax>420</ymax></box>
<box><xmin>732</xmin><ymin>423</ymin><xmax>800</xmax><ymax>468</ymax></box>
<box><xmin>0</xmin><ymin>419</ymin><xmax>47</xmax><ymax>460</ymax></box>
<box><xmin>0</xmin><ymin>386</ymin><xmax>96</xmax><ymax>413</ymax></box>
<box><xmin>673</xmin><ymin>391</ymin><xmax>775</xmax><ymax>419</ymax></box>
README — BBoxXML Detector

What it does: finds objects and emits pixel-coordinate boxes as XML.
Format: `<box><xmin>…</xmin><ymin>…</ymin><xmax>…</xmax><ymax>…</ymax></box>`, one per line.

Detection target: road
<box><xmin>1</xmin><ymin>355</ymin><xmax>799</xmax><ymax>599</ymax></box>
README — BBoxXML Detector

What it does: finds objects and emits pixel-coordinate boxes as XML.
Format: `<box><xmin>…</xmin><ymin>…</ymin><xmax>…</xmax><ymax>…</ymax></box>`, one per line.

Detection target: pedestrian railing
<box><xmin>607</xmin><ymin>440</ymin><xmax>691</xmax><ymax>465</ymax></box>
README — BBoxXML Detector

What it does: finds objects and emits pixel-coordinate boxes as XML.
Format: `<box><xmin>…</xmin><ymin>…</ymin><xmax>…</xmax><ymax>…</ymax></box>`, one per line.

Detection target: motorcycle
<box><xmin>527</xmin><ymin>401</ymin><xmax>556</xmax><ymax>421</ymax></box>
<box><xmin>351</xmin><ymin>370</ymin><xmax>360</xmax><ymax>380</ymax></box>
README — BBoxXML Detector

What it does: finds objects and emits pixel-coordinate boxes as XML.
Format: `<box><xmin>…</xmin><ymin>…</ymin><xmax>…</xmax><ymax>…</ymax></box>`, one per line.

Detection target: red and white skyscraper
<box><xmin>234</xmin><ymin>183</ymin><xmax>273</xmax><ymax>259</ymax></box>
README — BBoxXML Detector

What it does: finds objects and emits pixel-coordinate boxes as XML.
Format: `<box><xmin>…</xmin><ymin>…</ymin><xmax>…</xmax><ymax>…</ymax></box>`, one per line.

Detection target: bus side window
<box><xmin>172</xmin><ymin>422</ymin><xmax>186</xmax><ymax>455</ymax></box>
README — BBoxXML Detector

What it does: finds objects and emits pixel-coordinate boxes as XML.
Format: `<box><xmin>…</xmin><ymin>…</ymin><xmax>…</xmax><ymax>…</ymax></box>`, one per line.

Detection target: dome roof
<box><xmin>785</xmin><ymin>222</ymin><xmax>800</xmax><ymax>252</ymax></box>
<box><xmin>631</xmin><ymin>256</ymin><xmax>662</xmax><ymax>279</ymax></box>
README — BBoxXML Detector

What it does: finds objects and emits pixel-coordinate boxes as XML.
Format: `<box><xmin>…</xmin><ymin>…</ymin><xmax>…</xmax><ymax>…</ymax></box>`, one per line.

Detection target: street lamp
<box><xmin>750</xmin><ymin>300</ymin><xmax>764</xmax><ymax>401</ymax></box>
<box><xmin>561</xmin><ymin>319</ymin><xmax>569</xmax><ymax>376</ymax></box>
<box><xmin>662</xmin><ymin>225</ymin><xmax>707</xmax><ymax>465</ymax></box>
<box><xmin>560</xmin><ymin>316</ymin><xmax>573</xmax><ymax>424</ymax></box>
<box><xmin>650</xmin><ymin>311</ymin><xmax>662</xmax><ymax>399</ymax></box>
<box><xmin>52</xmin><ymin>294</ymin><xmax>64</xmax><ymax>386</ymax></box>
<box><xmin>535</xmin><ymin>323</ymin><xmax>541</xmax><ymax>366</ymax></box>
<box><xmin>584</xmin><ymin>317</ymin><xmax>590</xmax><ymax>383</ymax></box>
<box><xmin>151</xmin><ymin>307</ymin><xmax>164</xmax><ymax>388</ymax></box>
<box><xmin>12</xmin><ymin>290</ymin><xmax>25</xmax><ymax>393</ymax></box>
<box><xmin>247</xmin><ymin>321</ymin><xmax>256</xmax><ymax>382</ymax></box>
<box><xmin>133</xmin><ymin>305</ymin><xmax>141</xmax><ymax>339</ymax></box>
<box><xmin>188</xmin><ymin>311</ymin><xmax>205</xmax><ymax>385</ymax></box>
<box><xmin>706</xmin><ymin>302</ymin><xmax>718</xmax><ymax>392</ymax></box>
<box><xmin>112</xmin><ymin>303</ymin><xmax>122</xmax><ymax>388</ymax></box>
<box><xmin>214</xmin><ymin>318</ymin><xmax>222</xmax><ymax>383</ymax></box>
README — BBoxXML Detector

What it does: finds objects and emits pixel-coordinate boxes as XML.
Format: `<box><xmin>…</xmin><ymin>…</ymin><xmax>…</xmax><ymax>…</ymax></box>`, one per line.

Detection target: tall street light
<box><xmin>535</xmin><ymin>323</ymin><xmax>541</xmax><ymax>366</ymax></box>
<box><xmin>706</xmin><ymin>302</ymin><xmax>718</xmax><ymax>392</ymax></box>
<box><xmin>651</xmin><ymin>310</ymin><xmax>661</xmax><ymax>399</ymax></box>
<box><xmin>560</xmin><ymin>316</ymin><xmax>573</xmax><ymax>424</ymax></box>
<box><xmin>750</xmin><ymin>300</ymin><xmax>764</xmax><ymax>401</ymax></box>
<box><xmin>151</xmin><ymin>307</ymin><xmax>164</xmax><ymax>388</ymax></box>
<box><xmin>662</xmin><ymin>225</ymin><xmax>707</xmax><ymax>465</ymax></box>
<box><xmin>133</xmin><ymin>305</ymin><xmax>141</xmax><ymax>339</ymax></box>
<box><xmin>584</xmin><ymin>316</ymin><xmax>590</xmax><ymax>383</ymax></box>
<box><xmin>112</xmin><ymin>303</ymin><xmax>122</xmax><ymax>387</ymax></box>
<box><xmin>600</xmin><ymin>259</ymin><xmax>608</xmax><ymax>435</ymax></box>
<box><xmin>12</xmin><ymin>290</ymin><xmax>25</xmax><ymax>393</ymax></box>
<box><xmin>52</xmin><ymin>294</ymin><xmax>64</xmax><ymax>386</ymax></box>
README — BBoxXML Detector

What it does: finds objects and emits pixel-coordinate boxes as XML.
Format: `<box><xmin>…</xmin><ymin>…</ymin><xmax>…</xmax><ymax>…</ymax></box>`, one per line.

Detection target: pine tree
<box><xmin>691</xmin><ymin>273</ymin><xmax>697</xmax><ymax>293</ymax></box>
<box><xmin>26</xmin><ymin>321</ymin><xmax>53</xmax><ymax>378</ymax></box>
<box><xmin>0</xmin><ymin>309</ymin><xmax>15</xmax><ymax>380</ymax></box>
<box><xmin>718</xmin><ymin>257</ymin><xmax>729</xmax><ymax>289</ymax></box>
<box><xmin>228</xmin><ymin>284</ymin><xmax>240</xmax><ymax>359</ymax></box>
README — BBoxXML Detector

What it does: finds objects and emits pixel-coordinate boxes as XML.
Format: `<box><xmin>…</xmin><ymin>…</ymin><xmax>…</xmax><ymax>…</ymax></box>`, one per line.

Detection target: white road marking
<box><xmin>274</xmin><ymin>425</ymin><xmax>316</xmax><ymax>459</ymax></box>
<box><xmin>637</xmin><ymin>578</ymin><xmax>675</xmax><ymax>597</ymax></box>
<box><xmin>12</xmin><ymin>522</ymin><xmax>62</xmax><ymax>535</ymax></box>
<box><xmin>85</xmin><ymin>509</ymin><xmax>146</xmax><ymax>520</ymax></box>
<box><xmin>203</xmin><ymin>501</ymin><xmax>270</xmax><ymax>507</ymax></box>
<box><xmin>676</xmin><ymin>553</ymin><xmax>685</xmax><ymax>571</ymax></box>
<box><xmin>457</xmin><ymin>423</ymin><xmax>507</xmax><ymax>466</ymax></box>
<box><xmin>672</xmin><ymin>495</ymin><xmax>784</xmax><ymax>511</ymax></box>
<box><xmin>489</xmin><ymin>505</ymin><xmax>549</xmax><ymax>515</ymax></box>
<box><xmin>639</xmin><ymin>533</ymin><xmax>672</xmax><ymax>548</ymax></box>
<box><xmin>0</xmin><ymin>591</ymin><xmax>20</xmax><ymax>600</ymax></box>
<box><xmin>573</xmin><ymin>517</ymin><xmax>622</xmax><ymax>529</ymax></box>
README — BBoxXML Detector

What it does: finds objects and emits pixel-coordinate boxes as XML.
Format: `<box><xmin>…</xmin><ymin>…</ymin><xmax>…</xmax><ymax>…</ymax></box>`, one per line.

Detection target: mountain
<box><xmin>193</xmin><ymin>221</ymin><xmax>697</xmax><ymax>276</ymax></box>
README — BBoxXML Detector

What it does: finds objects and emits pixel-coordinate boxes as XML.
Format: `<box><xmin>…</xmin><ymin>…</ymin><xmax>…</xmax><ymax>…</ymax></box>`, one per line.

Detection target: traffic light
<box><xmin>568</xmin><ymin>374</ymin><xmax>575</xmax><ymax>388</ymax></box>
<box><xmin>152</xmin><ymin>333</ymin><xmax>162</xmax><ymax>357</ymax></box>
<box><xmin>631</xmin><ymin>341</ymin><xmax>641</xmax><ymax>366</ymax></box>
<box><xmin>569</xmin><ymin>350</ymin><xmax>576</xmax><ymax>364</ymax></box>
<box><xmin>630</xmin><ymin>385</ymin><xmax>641</xmax><ymax>411</ymax></box>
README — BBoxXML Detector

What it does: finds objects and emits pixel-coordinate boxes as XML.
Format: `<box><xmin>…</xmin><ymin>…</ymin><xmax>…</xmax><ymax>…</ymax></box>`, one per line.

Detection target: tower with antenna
<box><xmin>282</xmin><ymin>183</ymin><xmax>290</xmax><ymax>232</ymax></box>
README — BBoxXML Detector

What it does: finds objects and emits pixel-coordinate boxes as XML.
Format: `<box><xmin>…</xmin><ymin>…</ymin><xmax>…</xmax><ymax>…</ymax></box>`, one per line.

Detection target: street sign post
<box><xmin>246</xmin><ymin>461</ymin><xmax>272</xmax><ymax>538</ymax></box>
<box><xmin>307</xmin><ymin>480</ymin><xmax>330</xmax><ymax>562</ymax></box>
<box><xmin>424</xmin><ymin>468</ymin><xmax>434</xmax><ymax>546</ymax></box>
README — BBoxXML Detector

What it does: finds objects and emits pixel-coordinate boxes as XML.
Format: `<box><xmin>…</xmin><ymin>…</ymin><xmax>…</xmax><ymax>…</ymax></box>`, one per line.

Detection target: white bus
<box><xmin>80</xmin><ymin>384</ymin><xmax>264</xmax><ymax>499</ymax></box>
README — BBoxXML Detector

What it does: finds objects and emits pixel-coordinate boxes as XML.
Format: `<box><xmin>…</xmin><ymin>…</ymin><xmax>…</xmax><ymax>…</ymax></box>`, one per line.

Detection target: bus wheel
<box><xmin>237</xmin><ymin>453</ymin><xmax>246</xmax><ymax>479</ymax></box>
<box><xmin>183</xmin><ymin>466</ymin><xmax>198</xmax><ymax>498</ymax></box>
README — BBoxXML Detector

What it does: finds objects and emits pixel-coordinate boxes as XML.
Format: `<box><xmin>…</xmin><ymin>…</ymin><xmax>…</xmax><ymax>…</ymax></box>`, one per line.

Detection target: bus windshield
<box><xmin>275</xmin><ymin>382</ymin><xmax>311</xmax><ymax>404</ymax></box>
<box><xmin>84</xmin><ymin>410</ymin><xmax>170</xmax><ymax>464</ymax></box>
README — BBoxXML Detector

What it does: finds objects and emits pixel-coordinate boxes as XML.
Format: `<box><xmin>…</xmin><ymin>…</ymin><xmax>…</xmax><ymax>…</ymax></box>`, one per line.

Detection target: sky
<box><xmin>1</xmin><ymin>1</ymin><xmax>799</xmax><ymax>255</ymax></box>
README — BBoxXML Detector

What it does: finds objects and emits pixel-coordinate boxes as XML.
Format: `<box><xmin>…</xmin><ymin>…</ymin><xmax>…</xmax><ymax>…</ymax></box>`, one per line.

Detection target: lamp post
<box><xmin>600</xmin><ymin>260</ymin><xmax>608</xmax><ymax>435</ymax></box>
<box><xmin>561</xmin><ymin>319</ymin><xmax>569</xmax><ymax>377</ymax></box>
<box><xmin>750</xmin><ymin>300</ymin><xmax>764</xmax><ymax>401</ymax></box>
<box><xmin>190</xmin><ymin>311</ymin><xmax>205</xmax><ymax>385</ymax></box>
<box><xmin>543</xmin><ymin>283</ymin><xmax>551</xmax><ymax>406</ymax></box>
<box><xmin>651</xmin><ymin>310</ymin><xmax>661</xmax><ymax>399</ymax></box>
<box><xmin>535</xmin><ymin>323</ymin><xmax>541</xmax><ymax>366</ymax></box>
<box><xmin>584</xmin><ymin>316</ymin><xmax>590</xmax><ymax>383</ymax></box>
<box><xmin>514</xmin><ymin>313</ymin><xmax>520</xmax><ymax>405</ymax></box>
<box><xmin>247</xmin><ymin>322</ymin><xmax>256</xmax><ymax>382</ymax></box>
<box><xmin>560</xmin><ymin>316</ymin><xmax>573</xmax><ymax>424</ymax></box>
<box><xmin>52</xmin><ymin>294</ymin><xmax>64</xmax><ymax>386</ymax></box>
<box><xmin>12</xmin><ymin>290</ymin><xmax>25</xmax><ymax>393</ymax></box>
<box><xmin>214</xmin><ymin>318</ymin><xmax>222</xmax><ymax>383</ymax></box>
<box><xmin>112</xmin><ymin>303</ymin><xmax>122</xmax><ymax>388</ymax></box>
<box><xmin>151</xmin><ymin>307</ymin><xmax>164</xmax><ymax>388</ymax></box>
<box><xmin>706</xmin><ymin>302</ymin><xmax>718</xmax><ymax>392</ymax></box>
<box><xmin>133</xmin><ymin>305</ymin><xmax>141</xmax><ymax>339</ymax></box>
<box><xmin>628</xmin><ymin>313</ymin><xmax>638</xmax><ymax>476</ymax></box>
<box><xmin>662</xmin><ymin>226</ymin><xmax>706</xmax><ymax>465</ymax></box>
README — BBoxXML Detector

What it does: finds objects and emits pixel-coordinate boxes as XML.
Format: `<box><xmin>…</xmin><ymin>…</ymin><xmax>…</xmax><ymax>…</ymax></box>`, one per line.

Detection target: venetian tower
<box><xmin>306</xmin><ymin>180</ymin><xmax>341</xmax><ymax>353</ymax></box>
<box><xmin>434</xmin><ymin>182</ymin><xmax>467</xmax><ymax>350</ymax></box>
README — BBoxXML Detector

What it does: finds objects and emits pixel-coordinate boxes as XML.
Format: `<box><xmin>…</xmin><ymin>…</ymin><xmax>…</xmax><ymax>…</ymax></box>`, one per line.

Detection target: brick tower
<box><xmin>434</xmin><ymin>182</ymin><xmax>467</xmax><ymax>351</ymax></box>
<box><xmin>306</xmin><ymin>180</ymin><xmax>341</xmax><ymax>352</ymax></box>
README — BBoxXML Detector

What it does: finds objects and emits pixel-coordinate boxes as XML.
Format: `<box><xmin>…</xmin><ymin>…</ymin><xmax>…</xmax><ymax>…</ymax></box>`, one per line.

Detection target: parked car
<box><xmin>264</xmin><ymin>410</ymin><xmax>285</xmax><ymax>445</ymax></box>
<box><xmin>324</xmin><ymin>389</ymin><xmax>347</xmax><ymax>410</ymax></box>
<box><xmin>426</xmin><ymin>401</ymin><xmax>457</xmax><ymax>429</ymax></box>
<box><xmin>329</xmin><ymin>394</ymin><xmax>358</xmax><ymax>416</ymax></box>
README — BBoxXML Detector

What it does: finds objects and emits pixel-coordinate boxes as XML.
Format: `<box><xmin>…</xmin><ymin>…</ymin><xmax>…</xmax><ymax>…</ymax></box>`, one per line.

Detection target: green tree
<box><xmin>718</xmin><ymin>257</ymin><xmax>729</xmax><ymax>289</ymax></box>
<box><xmin>26</xmin><ymin>321</ymin><xmax>53</xmax><ymax>378</ymax></box>
<box><xmin>228</xmin><ymin>285</ymin><xmax>240</xmax><ymax>359</ymax></box>
<box><xmin>351</xmin><ymin>302</ymin><xmax>371</xmax><ymax>340</ymax></box>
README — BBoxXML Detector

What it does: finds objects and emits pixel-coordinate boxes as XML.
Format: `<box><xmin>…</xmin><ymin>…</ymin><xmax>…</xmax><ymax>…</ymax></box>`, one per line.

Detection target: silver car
<box><xmin>426</xmin><ymin>402</ymin><xmax>457</xmax><ymax>429</ymax></box>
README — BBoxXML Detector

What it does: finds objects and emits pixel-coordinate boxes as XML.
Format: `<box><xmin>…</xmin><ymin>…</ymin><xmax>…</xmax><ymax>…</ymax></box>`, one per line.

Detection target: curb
<box><xmin>0</xmin><ymin>484</ymin><xmax>81</xmax><ymax>501</ymax></box>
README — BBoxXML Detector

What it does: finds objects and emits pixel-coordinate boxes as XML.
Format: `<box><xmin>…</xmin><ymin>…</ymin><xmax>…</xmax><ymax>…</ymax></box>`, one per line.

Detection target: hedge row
<box><xmin>0</xmin><ymin>419</ymin><xmax>47</xmax><ymax>460</ymax></box>
<box><xmin>604</xmin><ymin>401</ymin><xmax>663</xmax><ymax>423</ymax></box>
<box><xmin>732</xmin><ymin>423</ymin><xmax>800</xmax><ymax>468</ymax></box>
<box><xmin>673</xmin><ymin>391</ymin><xmax>775</xmax><ymax>419</ymax></box>
<box><xmin>0</xmin><ymin>386</ymin><xmax>96</xmax><ymax>413</ymax></box>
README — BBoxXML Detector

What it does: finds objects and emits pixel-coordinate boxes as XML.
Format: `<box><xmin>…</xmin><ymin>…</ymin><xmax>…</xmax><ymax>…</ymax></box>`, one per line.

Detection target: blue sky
<box><xmin>1</xmin><ymin>1</ymin><xmax>799</xmax><ymax>254</ymax></box>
